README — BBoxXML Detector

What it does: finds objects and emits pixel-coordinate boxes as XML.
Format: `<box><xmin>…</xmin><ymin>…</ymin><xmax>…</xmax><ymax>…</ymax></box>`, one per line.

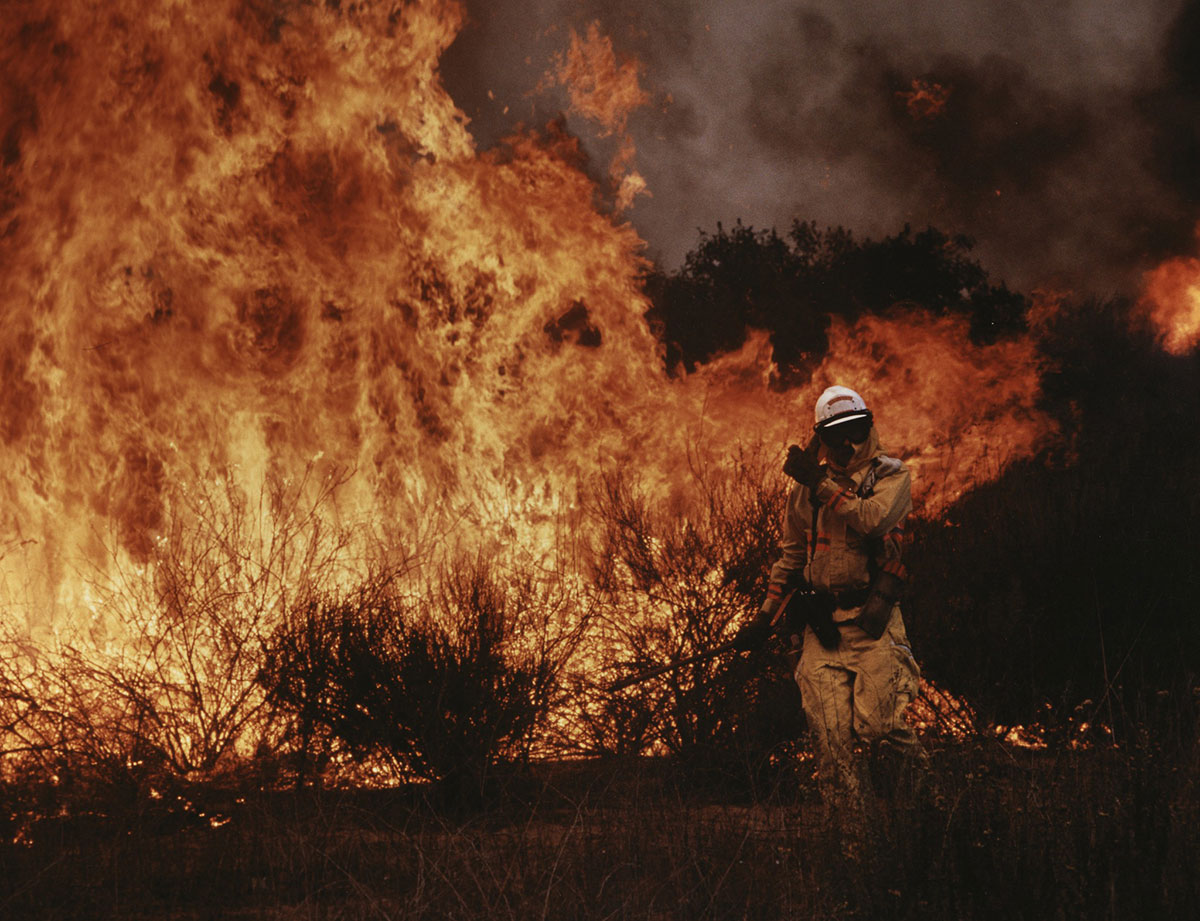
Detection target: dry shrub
<box><xmin>261</xmin><ymin>554</ymin><xmax>590</xmax><ymax>798</ymax></box>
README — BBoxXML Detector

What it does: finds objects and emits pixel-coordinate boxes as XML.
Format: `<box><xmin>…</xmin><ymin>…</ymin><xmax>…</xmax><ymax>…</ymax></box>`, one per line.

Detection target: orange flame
<box><xmin>1028</xmin><ymin>285</ymin><xmax>1071</xmax><ymax>329</ymax></box>
<box><xmin>543</xmin><ymin>21</ymin><xmax>650</xmax><ymax>211</ymax></box>
<box><xmin>1139</xmin><ymin>242</ymin><xmax>1200</xmax><ymax>354</ymax></box>
<box><xmin>547</xmin><ymin>21</ymin><xmax>649</xmax><ymax>139</ymax></box>
<box><xmin>810</xmin><ymin>309</ymin><xmax>1054</xmax><ymax>514</ymax></box>
<box><xmin>0</xmin><ymin>2</ymin><xmax>664</xmax><ymax>624</ymax></box>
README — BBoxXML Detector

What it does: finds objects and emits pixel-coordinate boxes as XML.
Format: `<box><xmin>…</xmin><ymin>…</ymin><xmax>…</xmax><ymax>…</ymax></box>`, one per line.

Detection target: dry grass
<box><xmin>2</xmin><ymin>733</ymin><xmax>1196</xmax><ymax>920</ymax></box>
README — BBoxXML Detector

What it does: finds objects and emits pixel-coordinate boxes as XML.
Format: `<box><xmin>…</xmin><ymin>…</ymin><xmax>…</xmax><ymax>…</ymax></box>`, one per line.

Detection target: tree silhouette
<box><xmin>644</xmin><ymin>220</ymin><xmax>1028</xmax><ymax>387</ymax></box>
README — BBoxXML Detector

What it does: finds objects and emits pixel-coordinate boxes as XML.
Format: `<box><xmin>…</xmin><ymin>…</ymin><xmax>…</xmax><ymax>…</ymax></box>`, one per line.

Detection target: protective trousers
<box><xmin>795</xmin><ymin>605</ymin><xmax>921</xmax><ymax>799</ymax></box>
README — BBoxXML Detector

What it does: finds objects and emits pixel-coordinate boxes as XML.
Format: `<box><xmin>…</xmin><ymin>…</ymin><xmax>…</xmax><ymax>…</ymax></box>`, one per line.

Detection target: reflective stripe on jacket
<box><xmin>767</xmin><ymin>428</ymin><xmax>911</xmax><ymax>601</ymax></box>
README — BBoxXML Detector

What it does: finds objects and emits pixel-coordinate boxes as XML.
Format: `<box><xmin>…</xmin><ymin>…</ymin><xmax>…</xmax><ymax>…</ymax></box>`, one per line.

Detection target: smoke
<box><xmin>441</xmin><ymin>0</ymin><xmax>1194</xmax><ymax>296</ymax></box>
<box><xmin>1142</xmin><ymin>0</ymin><xmax>1200</xmax><ymax>216</ymax></box>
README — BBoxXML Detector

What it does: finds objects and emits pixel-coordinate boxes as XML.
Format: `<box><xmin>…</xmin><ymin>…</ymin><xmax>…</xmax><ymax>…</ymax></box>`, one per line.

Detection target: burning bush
<box><xmin>575</xmin><ymin>449</ymin><xmax>807</xmax><ymax>783</ymax></box>
<box><xmin>0</xmin><ymin>466</ymin><xmax>357</xmax><ymax>795</ymax></box>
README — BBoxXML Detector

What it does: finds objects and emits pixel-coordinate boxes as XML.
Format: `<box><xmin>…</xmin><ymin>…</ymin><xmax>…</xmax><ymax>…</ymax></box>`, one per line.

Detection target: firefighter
<box><xmin>736</xmin><ymin>385</ymin><xmax>923</xmax><ymax>799</ymax></box>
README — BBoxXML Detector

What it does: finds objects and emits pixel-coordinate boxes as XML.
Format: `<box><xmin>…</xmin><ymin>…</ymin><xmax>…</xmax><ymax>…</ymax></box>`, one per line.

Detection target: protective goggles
<box><xmin>815</xmin><ymin>412</ymin><xmax>873</xmax><ymax>446</ymax></box>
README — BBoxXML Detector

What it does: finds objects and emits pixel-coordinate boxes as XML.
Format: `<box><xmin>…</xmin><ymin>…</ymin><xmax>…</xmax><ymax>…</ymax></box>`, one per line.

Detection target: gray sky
<box><xmin>441</xmin><ymin>0</ymin><xmax>1198</xmax><ymax>297</ymax></box>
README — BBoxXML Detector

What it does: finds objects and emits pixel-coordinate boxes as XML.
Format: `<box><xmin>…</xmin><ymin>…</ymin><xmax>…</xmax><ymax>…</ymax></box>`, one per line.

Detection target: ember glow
<box><xmin>896</xmin><ymin>78</ymin><xmax>952</xmax><ymax>120</ymax></box>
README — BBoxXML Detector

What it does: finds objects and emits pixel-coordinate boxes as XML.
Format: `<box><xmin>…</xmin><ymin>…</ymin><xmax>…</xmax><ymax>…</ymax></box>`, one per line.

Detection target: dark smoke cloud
<box><xmin>1142</xmin><ymin>0</ymin><xmax>1200</xmax><ymax>215</ymax></box>
<box><xmin>441</xmin><ymin>0</ymin><xmax>1194</xmax><ymax>296</ymax></box>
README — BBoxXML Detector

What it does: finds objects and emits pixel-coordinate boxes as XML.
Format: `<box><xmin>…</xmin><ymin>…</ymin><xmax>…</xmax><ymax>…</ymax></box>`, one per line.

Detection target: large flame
<box><xmin>1</xmin><ymin>1</ymin><xmax>1054</xmax><ymax>641</ymax></box>
<box><xmin>813</xmin><ymin>309</ymin><xmax>1053</xmax><ymax>513</ymax></box>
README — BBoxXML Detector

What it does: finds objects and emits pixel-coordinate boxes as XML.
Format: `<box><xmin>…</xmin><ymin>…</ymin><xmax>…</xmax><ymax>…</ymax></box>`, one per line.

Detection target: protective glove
<box><xmin>782</xmin><ymin>437</ymin><xmax>825</xmax><ymax>492</ymax></box>
<box><xmin>852</xmin><ymin>571</ymin><xmax>905</xmax><ymax>640</ymax></box>
<box><xmin>853</xmin><ymin>598</ymin><xmax>891</xmax><ymax>640</ymax></box>
<box><xmin>734</xmin><ymin>613</ymin><xmax>773</xmax><ymax>651</ymax></box>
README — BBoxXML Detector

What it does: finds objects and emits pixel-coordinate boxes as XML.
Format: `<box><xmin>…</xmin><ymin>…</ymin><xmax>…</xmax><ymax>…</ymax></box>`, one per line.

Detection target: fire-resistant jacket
<box><xmin>765</xmin><ymin>427</ymin><xmax>910</xmax><ymax>617</ymax></box>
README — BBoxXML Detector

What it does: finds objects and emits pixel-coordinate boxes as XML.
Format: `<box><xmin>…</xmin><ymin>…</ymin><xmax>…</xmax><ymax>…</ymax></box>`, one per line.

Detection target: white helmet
<box><xmin>813</xmin><ymin>385</ymin><xmax>872</xmax><ymax>431</ymax></box>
